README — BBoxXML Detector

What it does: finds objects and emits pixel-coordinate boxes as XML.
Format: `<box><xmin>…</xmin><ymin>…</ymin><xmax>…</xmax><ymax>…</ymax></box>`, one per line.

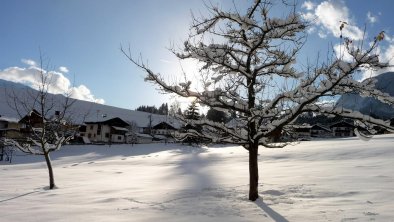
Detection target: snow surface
<box><xmin>1</xmin><ymin>135</ymin><xmax>394</xmax><ymax>221</ymax></box>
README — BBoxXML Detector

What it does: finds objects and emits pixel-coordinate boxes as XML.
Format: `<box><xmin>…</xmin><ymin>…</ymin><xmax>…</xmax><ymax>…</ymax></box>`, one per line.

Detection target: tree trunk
<box><xmin>44</xmin><ymin>152</ymin><xmax>55</xmax><ymax>189</ymax></box>
<box><xmin>248</xmin><ymin>143</ymin><xmax>259</xmax><ymax>201</ymax></box>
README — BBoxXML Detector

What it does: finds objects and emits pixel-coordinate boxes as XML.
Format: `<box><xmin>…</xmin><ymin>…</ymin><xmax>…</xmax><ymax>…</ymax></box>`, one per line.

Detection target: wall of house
<box><xmin>137</xmin><ymin>136</ymin><xmax>152</xmax><ymax>144</ymax></box>
<box><xmin>85</xmin><ymin>124</ymin><xmax>112</xmax><ymax>143</ymax></box>
<box><xmin>152</xmin><ymin>129</ymin><xmax>175</xmax><ymax>136</ymax></box>
<box><xmin>311</xmin><ymin>129</ymin><xmax>331</xmax><ymax>138</ymax></box>
<box><xmin>0</xmin><ymin>121</ymin><xmax>7</xmax><ymax>129</ymax></box>
<box><xmin>332</xmin><ymin>127</ymin><xmax>354</xmax><ymax>137</ymax></box>
<box><xmin>111</xmin><ymin>134</ymin><xmax>125</xmax><ymax>143</ymax></box>
<box><xmin>0</xmin><ymin>121</ymin><xmax>23</xmax><ymax>139</ymax></box>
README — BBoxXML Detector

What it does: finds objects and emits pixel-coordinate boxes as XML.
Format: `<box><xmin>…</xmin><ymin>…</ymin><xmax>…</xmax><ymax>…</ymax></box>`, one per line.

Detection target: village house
<box><xmin>151</xmin><ymin>121</ymin><xmax>177</xmax><ymax>136</ymax></box>
<box><xmin>0</xmin><ymin>116</ymin><xmax>20</xmax><ymax>139</ymax></box>
<box><xmin>310</xmin><ymin>124</ymin><xmax>332</xmax><ymax>138</ymax></box>
<box><xmin>330</xmin><ymin>121</ymin><xmax>355</xmax><ymax>137</ymax></box>
<box><xmin>18</xmin><ymin>109</ymin><xmax>45</xmax><ymax>135</ymax></box>
<box><xmin>83</xmin><ymin>117</ymin><xmax>130</xmax><ymax>143</ymax></box>
<box><xmin>292</xmin><ymin>124</ymin><xmax>312</xmax><ymax>140</ymax></box>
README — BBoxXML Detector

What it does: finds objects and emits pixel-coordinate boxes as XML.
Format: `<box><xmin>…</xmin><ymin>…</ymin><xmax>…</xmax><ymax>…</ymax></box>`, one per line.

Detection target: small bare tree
<box><xmin>123</xmin><ymin>0</ymin><xmax>394</xmax><ymax>201</ymax></box>
<box><xmin>4</xmin><ymin>54</ymin><xmax>77</xmax><ymax>189</ymax></box>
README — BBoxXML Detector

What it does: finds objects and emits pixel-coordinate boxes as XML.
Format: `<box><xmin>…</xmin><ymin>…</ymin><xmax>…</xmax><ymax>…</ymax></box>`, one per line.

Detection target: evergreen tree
<box><xmin>185</xmin><ymin>101</ymin><xmax>200</xmax><ymax>120</ymax></box>
<box><xmin>207</xmin><ymin>108</ymin><xmax>227</xmax><ymax>123</ymax></box>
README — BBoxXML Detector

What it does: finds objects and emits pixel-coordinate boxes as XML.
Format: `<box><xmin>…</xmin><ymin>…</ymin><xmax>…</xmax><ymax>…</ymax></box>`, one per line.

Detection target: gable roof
<box><xmin>85</xmin><ymin>117</ymin><xmax>129</xmax><ymax>127</ymax></box>
<box><xmin>311</xmin><ymin>124</ymin><xmax>331</xmax><ymax>132</ymax></box>
<box><xmin>19</xmin><ymin>109</ymin><xmax>45</xmax><ymax>124</ymax></box>
<box><xmin>0</xmin><ymin>116</ymin><xmax>19</xmax><ymax>123</ymax></box>
<box><xmin>152</xmin><ymin>121</ymin><xmax>177</xmax><ymax>130</ymax></box>
<box><xmin>330</xmin><ymin>121</ymin><xmax>354</xmax><ymax>128</ymax></box>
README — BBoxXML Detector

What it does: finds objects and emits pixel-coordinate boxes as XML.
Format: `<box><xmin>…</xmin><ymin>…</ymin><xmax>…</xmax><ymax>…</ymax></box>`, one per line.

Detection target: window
<box><xmin>88</xmin><ymin>133</ymin><xmax>91</xmax><ymax>138</ymax></box>
<box><xmin>118</xmin><ymin>136</ymin><xmax>122</xmax><ymax>140</ymax></box>
<box><xmin>105</xmin><ymin>133</ymin><xmax>110</xmax><ymax>138</ymax></box>
<box><xmin>80</xmin><ymin>133</ymin><xmax>85</xmax><ymax>136</ymax></box>
<box><xmin>97</xmin><ymin>124</ymin><xmax>101</xmax><ymax>134</ymax></box>
<box><xmin>90</xmin><ymin>125</ymin><xmax>94</xmax><ymax>130</ymax></box>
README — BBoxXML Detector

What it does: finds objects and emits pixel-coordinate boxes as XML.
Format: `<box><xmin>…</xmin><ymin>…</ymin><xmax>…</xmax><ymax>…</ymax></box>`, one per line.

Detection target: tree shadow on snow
<box><xmin>255</xmin><ymin>198</ymin><xmax>289</xmax><ymax>222</ymax></box>
<box><xmin>4</xmin><ymin>143</ymin><xmax>201</xmax><ymax>165</ymax></box>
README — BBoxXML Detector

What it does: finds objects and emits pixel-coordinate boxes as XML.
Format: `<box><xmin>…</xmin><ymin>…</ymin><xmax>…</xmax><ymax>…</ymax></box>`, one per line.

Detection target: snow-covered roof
<box><xmin>0</xmin><ymin>116</ymin><xmax>19</xmax><ymax>123</ymax></box>
<box><xmin>291</xmin><ymin>124</ymin><xmax>312</xmax><ymax>129</ymax></box>
<box><xmin>111</xmin><ymin>126</ymin><xmax>129</xmax><ymax>132</ymax></box>
<box><xmin>153</xmin><ymin>135</ymin><xmax>167</xmax><ymax>140</ymax></box>
<box><xmin>135</xmin><ymin>133</ymin><xmax>153</xmax><ymax>138</ymax></box>
<box><xmin>311</xmin><ymin>124</ymin><xmax>331</xmax><ymax>132</ymax></box>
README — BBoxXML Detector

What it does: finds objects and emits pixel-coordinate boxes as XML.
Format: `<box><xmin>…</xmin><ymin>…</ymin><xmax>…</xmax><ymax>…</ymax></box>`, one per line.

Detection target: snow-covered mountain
<box><xmin>336</xmin><ymin>72</ymin><xmax>394</xmax><ymax>120</ymax></box>
<box><xmin>0</xmin><ymin>79</ymin><xmax>180</xmax><ymax>128</ymax></box>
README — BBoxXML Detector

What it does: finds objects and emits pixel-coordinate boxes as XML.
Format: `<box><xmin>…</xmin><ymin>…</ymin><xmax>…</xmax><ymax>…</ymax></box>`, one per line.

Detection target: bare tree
<box><xmin>169</xmin><ymin>100</ymin><xmax>182</xmax><ymax>116</ymax></box>
<box><xmin>3</xmin><ymin>54</ymin><xmax>77</xmax><ymax>189</ymax></box>
<box><xmin>123</xmin><ymin>0</ymin><xmax>394</xmax><ymax>201</ymax></box>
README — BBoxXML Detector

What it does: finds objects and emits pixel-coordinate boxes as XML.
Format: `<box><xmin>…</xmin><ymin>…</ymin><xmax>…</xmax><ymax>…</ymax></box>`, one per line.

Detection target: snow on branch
<box><xmin>124</xmin><ymin>0</ymin><xmax>393</xmax><ymax>149</ymax></box>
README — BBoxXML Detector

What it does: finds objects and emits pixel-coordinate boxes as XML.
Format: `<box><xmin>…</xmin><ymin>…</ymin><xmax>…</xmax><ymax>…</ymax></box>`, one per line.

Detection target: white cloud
<box><xmin>21</xmin><ymin>59</ymin><xmax>36</xmax><ymax>66</ymax></box>
<box><xmin>367</xmin><ymin>12</ymin><xmax>377</xmax><ymax>24</ymax></box>
<box><xmin>301</xmin><ymin>1</ymin><xmax>316</xmax><ymax>11</ymax></box>
<box><xmin>360</xmin><ymin>43</ymin><xmax>394</xmax><ymax>80</ymax></box>
<box><xmin>301</xmin><ymin>12</ymin><xmax>316</xmax><ymax>21</ymax></box>
<box><xmin>70</xmin><ymin>85</ymin><xmax>105</xmax><ymax>104</ymax></box>
<box><xmin>306</xmin><ymin>26</ymin><xmax>316</xmax><ymax>34</ymax></box>
<box><xmin>59</xmin><ymin>66</ymin><xmax>69</xmax><ymax>73</ymax></box>
<box><xmin>333</xmin><ymin>44</ymin><xmax>353</xmax><ymax>62</ymax></box>
<box><xmin>0</xmin><ymin>59</ymin><xmax>105</xmax><ymax>104</ymax></box>
<box><xmin>318</xmin><ymin>31</ymin><xmax>328</xmax><ymax>39</ymax></box>
<box><xmin>303</xmin><ymin>0</ymin><xmax>364</xmax><ymax>40</ymax></box>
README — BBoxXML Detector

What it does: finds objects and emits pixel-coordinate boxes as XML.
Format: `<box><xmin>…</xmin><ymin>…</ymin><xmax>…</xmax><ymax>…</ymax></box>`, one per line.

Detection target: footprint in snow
<box><xmin>87</xmin><ymin>161</ymin><xmax>95</xmax><ymax>164</ymax></box>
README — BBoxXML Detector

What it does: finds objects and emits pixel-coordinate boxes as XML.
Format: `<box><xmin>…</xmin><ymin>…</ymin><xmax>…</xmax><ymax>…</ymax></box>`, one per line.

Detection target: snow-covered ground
<box><xmin>1</xmin><ymin>135</ymin><xmax>394</xmax><ymax>221</ymax></box>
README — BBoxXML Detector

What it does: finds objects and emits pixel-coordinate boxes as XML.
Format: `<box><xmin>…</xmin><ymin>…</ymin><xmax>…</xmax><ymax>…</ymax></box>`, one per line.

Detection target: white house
<box><xmin>83</xmin><ymin>117</ymin><xmax>130</xmax><ymax>143</ymax></box>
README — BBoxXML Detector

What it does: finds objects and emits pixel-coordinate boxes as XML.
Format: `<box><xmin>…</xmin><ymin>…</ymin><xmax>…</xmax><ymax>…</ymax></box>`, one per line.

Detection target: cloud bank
<box><xmin>302</xmin><ymin>0</ymin><xmax>363</xmax><ymax>40</ymax></box>
<box><xmin>301</xmin><ymin>1</ymin><xmax>394</xmax><ymax>80</ymax></box>
<box><xmin>0</xmin><ymin>59</ymin><xmax>105</xmax><ymax>104</ymax></box>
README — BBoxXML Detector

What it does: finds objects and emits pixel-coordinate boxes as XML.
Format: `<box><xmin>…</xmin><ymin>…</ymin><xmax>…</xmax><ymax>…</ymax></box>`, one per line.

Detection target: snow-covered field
<box><xmin>1</xmin><ymin>135</ymin><xmax>394</xmax><ymax>221</ymax></box>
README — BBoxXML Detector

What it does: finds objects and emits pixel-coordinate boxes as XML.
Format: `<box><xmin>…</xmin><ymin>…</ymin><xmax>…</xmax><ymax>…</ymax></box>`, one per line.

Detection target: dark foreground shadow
<box><xmin>255</xmin><ymin>198</ymin><xmax>289</xmax><ymax>222</ymax></box>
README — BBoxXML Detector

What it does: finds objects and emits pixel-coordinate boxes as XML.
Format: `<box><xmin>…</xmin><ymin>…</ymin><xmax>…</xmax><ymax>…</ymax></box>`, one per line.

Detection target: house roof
<box><xmin>111</xmin><ymin>126</ymin><xmax>129</xmax><ymax>132</ymax></box>
<box><xmin>85</xmin><ymin>117</ymin><xmax>129</xmax><ymax>127</ymax></box>
<box><xmin>19</xmin><ymin>109</ymin><xmax>45</xmax><ymax>124</ymax></box>
<box><xmin>135</xmin><ymin>133</ymin><xmax>153</xmax><ymax>138</ymax></box>
<box><xmin>0</xmin><ymin>116</ymin><xmax>19</xmax><ymax>123</ymax></box>
<box><xmin>152</xmin><ymin>121</ymin><xmax>177</xmax><ymax>130</ymax></box>
<box><xmin>330</xmin><ymin>121</ymin><xmax>354</xmax><ymax>128</ymax></box>
<box><xmin>311</xmin><ymin>124</ymin><xmax>331</xmax><ymax>132</ymax></box>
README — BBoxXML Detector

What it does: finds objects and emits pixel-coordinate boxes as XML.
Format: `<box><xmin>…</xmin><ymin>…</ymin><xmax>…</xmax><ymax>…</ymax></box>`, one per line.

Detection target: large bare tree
<box><xmin>3</xmin><ymin>55</ymin><xmax>77</xmax><ymax>189</ymax></box>
<box><xmin>123</xmin><ymin>0</ymin><xmax>394</xmax><ymax>201</ymax></box>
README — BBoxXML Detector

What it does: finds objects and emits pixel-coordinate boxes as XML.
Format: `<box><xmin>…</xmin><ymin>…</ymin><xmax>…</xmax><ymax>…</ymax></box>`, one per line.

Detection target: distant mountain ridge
<box><xmin>0</xmin><ymin>79</ymin><xmax>180</xmax><ymax>128</ymax></box>
<box><xmin>0</xmin><ymin>79</ymin><xmax>32</xmax><ymax>90</ymax></box>
<box><xmin>336</xmin><ymin>72</ymin><xmax>394</xmax><ymax>120</ymax></box>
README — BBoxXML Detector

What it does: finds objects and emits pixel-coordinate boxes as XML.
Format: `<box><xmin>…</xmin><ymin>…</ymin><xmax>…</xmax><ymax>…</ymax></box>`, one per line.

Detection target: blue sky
<box><xmin>1</xmin><ymin>0</ymin><xmax>394</xmax><ymax>110</ymax></box>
